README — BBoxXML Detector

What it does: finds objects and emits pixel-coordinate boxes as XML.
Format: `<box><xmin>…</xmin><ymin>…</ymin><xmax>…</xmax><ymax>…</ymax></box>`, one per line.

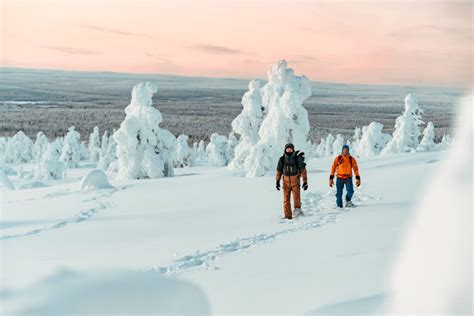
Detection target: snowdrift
<box><xmin>79</xmin><ymin>169</ymin><xmax>114</xmax><ymax>191</ymax></box>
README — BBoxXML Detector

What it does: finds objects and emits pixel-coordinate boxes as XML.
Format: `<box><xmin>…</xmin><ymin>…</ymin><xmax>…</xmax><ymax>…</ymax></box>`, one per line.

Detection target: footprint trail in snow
<box><xmin>153</xmin><ymin>189</ymin><xmax>379</xmax><ymax>277</ymax></box>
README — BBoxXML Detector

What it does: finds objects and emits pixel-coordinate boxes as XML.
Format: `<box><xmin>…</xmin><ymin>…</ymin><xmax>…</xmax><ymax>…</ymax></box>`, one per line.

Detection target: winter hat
<box><xmin>342</xmin><ymin>144</ymin><xmax>350</xmax><ymax>152</ymax></box>
<box><xmin>284</xmin><ymin>143</ymin><xmax>295</xmax><ymax>151</ymax></box>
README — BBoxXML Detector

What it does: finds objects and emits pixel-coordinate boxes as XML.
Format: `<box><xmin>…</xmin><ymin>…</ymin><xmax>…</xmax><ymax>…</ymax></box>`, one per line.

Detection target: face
<box><xmin>285</xmin><ymin>147</ymin><xmax>294</xmax><ymax>154</ymax></box>
<box><xmin>342</xmin><ymin>148</ymin><xmax>349</xmax><ymax>155</ymax></box>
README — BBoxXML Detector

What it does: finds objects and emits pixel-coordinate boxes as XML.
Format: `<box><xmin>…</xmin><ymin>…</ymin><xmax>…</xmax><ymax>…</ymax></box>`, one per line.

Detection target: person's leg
<box><xmin>292</xmin><ymin>181</ymin><xmax>301</xmax><ymax>209</ymax></box>
<box><xmin>283</xmin><ymin>180</ymin><xmax>292</xmax><ymax>219</ymax></box>
<box><xmin>336</xmin><ymin>178</ymin><xmax>343</xmax><ymax>208</ymax></box>
<box><xmin>345</xmin><ymin>178</ymin><xmax>354</xmax><ymax>202</ymax></box>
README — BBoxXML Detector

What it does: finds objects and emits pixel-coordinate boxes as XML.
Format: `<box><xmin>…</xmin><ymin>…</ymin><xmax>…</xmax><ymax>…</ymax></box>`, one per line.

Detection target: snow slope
<box><xmin>0</xmin><ymin>150</ymin><xmax>469</xmax><ymax>314</ymax></box>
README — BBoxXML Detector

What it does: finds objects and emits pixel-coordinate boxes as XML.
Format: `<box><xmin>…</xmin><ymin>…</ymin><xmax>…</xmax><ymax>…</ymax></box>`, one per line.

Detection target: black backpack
<box><xmin>280</xmin><ymin>151</ymin><xmax>305</xmax><ymax>176</ymax></box>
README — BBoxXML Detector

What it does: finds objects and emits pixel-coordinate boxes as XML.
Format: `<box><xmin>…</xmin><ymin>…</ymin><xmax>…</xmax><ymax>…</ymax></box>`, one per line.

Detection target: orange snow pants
<box><xmin>282</xmin><ymin>175</ymin><xmax>301</xmax><ymax>219</ymax></box>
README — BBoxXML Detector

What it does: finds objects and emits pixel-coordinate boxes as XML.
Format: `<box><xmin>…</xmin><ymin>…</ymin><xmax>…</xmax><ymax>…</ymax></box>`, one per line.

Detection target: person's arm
<box><xmin>275</xmin><ymin>158</ymin><xmax>283</xmax><ymax>190</ymax></box>
<box><xmin>329</xmin><ymin>157</ymin><xmax>337</xmax><ymax>187</ymax></box>
<box><xmin>298</xmin><ymin>156</ymin><xmax>308</xmax><ymax>190</ymax></box>
<box><xmin>352</xmin><ymin>157</ymin><xmax>361</xmax><ymax>186</ymax></box>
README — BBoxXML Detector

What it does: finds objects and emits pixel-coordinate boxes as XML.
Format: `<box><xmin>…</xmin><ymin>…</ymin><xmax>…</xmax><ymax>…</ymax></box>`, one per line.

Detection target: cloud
<box><xmin>45</xmin><ymin>46</ymin><xmax>100</xmax><ymax>55</ymax></box>
<box><xmin>82</xmin><ymin>25</ymin><xmax>153</xmax><ymax>39</ymax></box>
<box><xmin>192</xmin><ymin>44</ymin><xmax>243</xmax><ymax>55</ymax></box>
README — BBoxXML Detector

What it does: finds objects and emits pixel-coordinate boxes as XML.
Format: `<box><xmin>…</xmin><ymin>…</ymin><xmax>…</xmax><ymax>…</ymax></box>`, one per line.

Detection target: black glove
<box><xmin>302</xmin><ymin>182</ymin><xmax>308</xmax><ymax>191</ymax></box>
<box><xmin>276</xmin><ymin>181</ymin><xmax>280</xmax><ymax>191</ymax></box>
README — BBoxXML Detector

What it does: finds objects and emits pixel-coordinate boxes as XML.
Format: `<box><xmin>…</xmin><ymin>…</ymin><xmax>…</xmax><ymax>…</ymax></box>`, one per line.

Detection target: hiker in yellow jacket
<box><xmin>329</xmin><ymin>144</ymin><xmax>361</xmax><ymax>208</ymax></box>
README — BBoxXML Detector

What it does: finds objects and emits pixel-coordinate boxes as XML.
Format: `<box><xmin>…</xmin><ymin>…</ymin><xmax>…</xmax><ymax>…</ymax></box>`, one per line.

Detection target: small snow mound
<box><xmin>0</xmin><ymin>171</ymin><xmax>15</xmax><ymax>190</ymax></box>
<box><xmin>19</xmin><ymin>181</ymin><xmax>49</xmax><ymax>190</ymax></box>
<box><xmin>79</xmin><ymin>169</ymin><xmax>114</xmax><ymax>191</ymax></box>
<box><xmin>0</xmin><ymin>165</ymin><xmax>17</xmax><ymax>176</ymax></box>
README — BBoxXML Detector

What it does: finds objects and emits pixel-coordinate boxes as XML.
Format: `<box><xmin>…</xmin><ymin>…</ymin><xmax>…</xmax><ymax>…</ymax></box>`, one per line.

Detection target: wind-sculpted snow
<box><xmin>152</xmin><ymin>189</ymin><xmax>380</xmax><ymax>277</ymax></box>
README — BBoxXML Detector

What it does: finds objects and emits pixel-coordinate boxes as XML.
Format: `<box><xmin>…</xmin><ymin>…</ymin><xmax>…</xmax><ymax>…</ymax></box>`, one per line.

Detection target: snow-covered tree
<box><xmin>5</xmin><ymin>131</ymin><xmax>34</xmax><ymax>163</ymax></box>
<box><xmin>113</xmin><ymin>82</ymin><xmax>177</xmax><ymax>180</ymax></box>
<box><xmin>382</xmin><ymin>94</ymin><xmax>424</xmax><ymax>154</ymax></box>
<box><xmin>79</xmin><ymin>141</ymin><xmax>89</xmax><ymax>161</ymax></box>
<box><xmin>242</xmin><ymin>60</ymin><xmax>312</xmax><ymax>176</ymax></box>
<box><xmin>227</xmin><ymin>131</ymin><xmax>239</xmax><ymax>161</ymax></box>
<box><xmin>356</xmin><ymin>122</ymin><xmax>392</xmax><ymax>158</ymax></box>
<box><xmin>98</xmin><ymin>135</ymin><xmax>118</xmax><ymax>171</ymax></box>
<box><xmin>332</xmin><ymin>134</ymin><xmax>345</xmax><ymax>156</ymax></box>
<box><xmin>417</xmin><ymin>122</ymin><xmax>436</xmax><ymax>152</ymax></box>
<box><xmin>101</xmin><ymin>130</ymin><xmax>109</xmax><ymax>155</ymax></box>
<box><xmin>228</xmin><ymin>79</ymin><xmax>264</xmax><ymax>171</ymax></box>
<box><xmin>324</xmin><ymin>133</ymin><xmax>335</xmax><ymax>157</ymax></box>
<box><xmin>0</xmin><ymin>137</ymin><xmax>7</xmax><ymax>163</ymax></box>
<box><xmin>349</xmin><ymin>127</ymin><xmax>362</xmax><ymax>156</ymax></box>
<box><xmin>60</xmin><ymin>126</ymin><xmax>81</xmax><ymax>168</ymax></box>
<box><xmin>438</xmin><ymin>134</ymin><xmax>453</xmax><ymax>150</ymax></box>
<box><xmin>197</xmin><ymin>140</ymin><xmax>207</xmax><ymax>160</ymax></box>
<box><xmin>313</xmin><ymin>138</ymin><xmax>325</xmax><ymax>157</ymax></box>
<box><xmin>33</xmin><ymin>132</ymin><xmax>49</xmax><ymax>162</ymax></box>
<box><xmin>206</xmin><ymin>133</ymin><xmax>230</xmax><ymax>167</ymax></box>
<box><xmin>174</xmin><ymin>134</ymin><xmax>195</xmax><ymax>168</ymax></box>
<box><xmin>88</xmin><ymin>126</ymin><xmax>101</xmax><ymax>162</ymax></box>
<box><xmin>36</xmin><ymin>141</ymin><xmax>66</xmax><ymax>180</ymax></box>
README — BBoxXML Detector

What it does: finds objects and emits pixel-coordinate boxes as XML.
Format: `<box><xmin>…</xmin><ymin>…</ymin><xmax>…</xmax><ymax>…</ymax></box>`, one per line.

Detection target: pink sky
<box><xmin>1</xmin><ymin>0</ymin><xmax>472</xmax><ymax>87</ymax></box>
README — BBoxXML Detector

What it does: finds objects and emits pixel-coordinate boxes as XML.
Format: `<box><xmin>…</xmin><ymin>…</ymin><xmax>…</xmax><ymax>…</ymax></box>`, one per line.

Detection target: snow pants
<box><xmin>282</xmin><ymin>175</ymin><xmax>301</xmax><ymax>219</ymax></box>
<box><xmin>336</xmin><ymin>177</ymin><xmax>354</xmax><ymax>207</ymax></box>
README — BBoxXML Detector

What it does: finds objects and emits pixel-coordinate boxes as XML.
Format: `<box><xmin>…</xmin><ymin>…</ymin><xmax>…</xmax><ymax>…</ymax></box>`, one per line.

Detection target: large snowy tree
<box><xmin>228</xmin><ymin>79</ymin><xmax>264</xmax><ymax>172</ymax></box>
<box><xmin>242</xmin><ymin>60</ymin><xmax>312</xmax><ymax>177</ymax></box>
<box><xmin>5</xmin><ymin>131</ymin><xmax>34</xmax><ymax>163</ymax></box>
<box><xmin>60</xmin><ymin>126</ymin><xmax>81</xmax><ymax>168</ymax></box>
<box><xmin>113</xmin><ymin>82</ymin><xmax>177</xmax><ymax>180</ymax></box>
<box><xmin>382</xmin><ymin>93</ymin><xmax>424</xmax><ymax>154</ymax></box>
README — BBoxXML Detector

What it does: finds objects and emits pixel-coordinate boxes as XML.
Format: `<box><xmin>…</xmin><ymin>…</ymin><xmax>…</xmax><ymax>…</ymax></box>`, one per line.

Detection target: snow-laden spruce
<box><xmin>113</xmin><ymin>82</ymin><xmax>177</xmax><ymax>180</ymax></box>
<box><xmin>88</xmin><ymin>126</ymin><xmax>101</xmax><ymax>162</ymax></box>
<box><xmin>97</xmin><ymin>134</ymin><xmax>117</xmax><ymax>171</ymax></box>
<box><xmin>35</xmin><ymin>140</ymin><xmax>66</xmax><ymax>180</ymax></box>
<box><xmin>33</xmin><ymin>132</ymin><xmax>49</xmax><ymax>162</ymax></box>
<box><xmin>206</xmin><ymin>133</ymin><xmax>230</xmax><ymax>167</ymax></box>
<box><xmin>324</xmin><ymin>133</ymin><xmax>335</xmax><ymax>157</ymax></box>
<box><xmin>5</xmin><ymin>131</ymin><xmax>34</xmax><ymax>163</ymax></box>
<box><xmin>332</xmin><ymin>134</ymin><xmax>345</xmax><ymax>156</ymax></box>
<box><xmin>417</xmin><ymin>122</ymin><xmax>436</xmax><ymax>152</ymax></box>
<box><xmin>226</xmin><ymin>131</ymin><xmax>239</xmax><ymax>162</ymax></box>
<box><xmin>243</xmin><ymin>60</ymin><xmax>312</xmax><ymax>176</ymax></box>
<box><xmin>197</xmin><ymin>140</ymin><xmax>207</xmax><ymax>161</ymax></box>
<box><xmin>382</xmin><ymin>94</ymin><xmax>424</xmax><ymax>154</ymax></box>
<box><xmin>175</xmin><ymin>134</ymin><xmax>195</xmax><ymax>167</ymax></box>
<box><xmin>355</xmin><ymin>122</ymin><xmax>392</xmax><ymax>158</ymax></box>
<box><xmin>228</xmin><ymin>79</ymin><xmax>264</xmax><ymax>172</ymax></box>
<box><xmin>348</xmin><ymin>127</ymin><xmax>362</xmax><ymax>156</ymax></box>
<box><xmin>60</xmin><ymin>126</ymin><xmax>81</xmax><ymax>168</ymax></box>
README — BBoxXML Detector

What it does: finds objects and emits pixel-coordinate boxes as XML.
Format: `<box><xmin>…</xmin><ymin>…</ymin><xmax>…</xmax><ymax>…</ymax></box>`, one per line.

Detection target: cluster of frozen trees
<box><xmin>0</xmin><ymin>70</ymin><xmax>454</xmax><ymax>183</ymax></box>
<box><xmin>312</xmin><ymin>94</ymin><xmax>451</xmax><ymax>159</ymax></box>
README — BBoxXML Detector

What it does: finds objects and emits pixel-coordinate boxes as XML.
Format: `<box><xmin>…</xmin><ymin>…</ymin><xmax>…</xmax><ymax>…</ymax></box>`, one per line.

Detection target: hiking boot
<box><xmin>345</xmin><ymin>200</ymin><xmax>355</xmax><ymax>208</ymax></box>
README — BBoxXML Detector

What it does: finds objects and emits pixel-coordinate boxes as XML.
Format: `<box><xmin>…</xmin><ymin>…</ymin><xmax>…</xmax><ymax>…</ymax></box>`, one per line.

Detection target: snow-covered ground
<box><xmin>2</xmin><ymin>149</ymin><xmax>465</xmax><ymax>314</ymax></box>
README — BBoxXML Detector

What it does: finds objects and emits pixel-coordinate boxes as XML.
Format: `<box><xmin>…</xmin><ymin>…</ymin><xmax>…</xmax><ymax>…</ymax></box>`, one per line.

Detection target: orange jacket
<box><xmin>330</xmin><ymin>155</ymin><xmax>360</xmax><ymax>180</ymax></box>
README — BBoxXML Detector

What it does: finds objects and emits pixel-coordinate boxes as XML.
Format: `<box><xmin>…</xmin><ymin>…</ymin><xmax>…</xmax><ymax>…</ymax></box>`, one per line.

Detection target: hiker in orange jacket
<box><xmin>329</xmin><ymin>144</ymin><xmax>361</xmax><ymax>208</ymax></box>
<box><xmin>276</xmin><ymin>143</ymin><xmax>308</xmax><ymax>219</ymax></box>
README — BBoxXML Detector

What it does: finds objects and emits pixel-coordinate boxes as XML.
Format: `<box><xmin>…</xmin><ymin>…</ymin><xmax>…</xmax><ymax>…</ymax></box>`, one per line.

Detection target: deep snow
<box><xmin>2</xmin><ymin>148</ymin><xmax>469</xmax><ymax>314</ymax></box>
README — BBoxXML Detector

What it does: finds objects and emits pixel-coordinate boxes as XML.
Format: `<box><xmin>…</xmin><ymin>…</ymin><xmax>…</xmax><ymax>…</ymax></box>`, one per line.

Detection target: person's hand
<box><xmin>356</xmin><ymin>179</ymin><xmax>361</xmax><ymax>187</ymax></box>
<box><xmin>276</xmin><ymin>181</ymin><xmax>280</xmax><ymax>191</ymax></box>
<box><xmin>302</xmin><ymin>182</ymin><xmax>308</xmax><ymax>191</ymax></box>
<box><xmin>329</xmin><ymin>179</ymin><xmax>334</xmax><ymax>187</ymax></box>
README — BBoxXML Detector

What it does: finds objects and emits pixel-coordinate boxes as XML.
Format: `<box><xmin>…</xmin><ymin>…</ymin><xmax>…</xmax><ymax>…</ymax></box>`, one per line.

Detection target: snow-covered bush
<box><xmin>382</xmin><ymin>94</ymin><xmax>424</xmax><ymax>154</ymax></box>
<box><xmin>88</xmin><ymin>126</ymin><xmax>101</xmax><ymax>162</ymax></box>
<box><xmin>324</xmin><ymin>133</ymin><xmax>335</xmax><ymax>157</ymax></box>
<box><xmin>227</xmin><ymin>131</ymin><xmax>239</xmax><ymax>161</ymax></box>
<box><xmin>36</xmin><ymin>141</ymin><xmax>66</xmax><ymax>180</ymax></box>
<box><xmin>356</xmin><ymin>122</ymin><xmax>392</xmax><ymax>158</ymax></box>
<box><xmin>60</xmin><ymin>126</ymin><xmax>81</xmax><ymax>168</ymax></box>
<box><xmin>228</xmin><ymin>79</ymin><xmax>264</xmax><ymax>171</ymax></box>
<box><xmin>242</xmin><ymin>60</ymin><xmax>312</xmax><ymax>176</ymax></box>
<box><xmin>33</xmin><ymin>132</ymin><xmax>49</xmax><ymax>162</ymax></box>
<box><xmin>79</xmin><ymin>169</ymin><xmax>114</xmax><ymax>191</ymax></box>
<box><xmin>113</xmin><ymin>82</ymin><xmax>177</xmax><ymax>180</ymax></box>
<box><xmin>5</xmin><ymin>131</ymin><xmax>34</xmax><ymax>163</ymax></box>
<box><xmin>332</xmin><ymin>134</ymin><xmax>345</xmax><ymax>156</ymax></box>
<box><xmin>206</xmin><ymin>133</ymin><xmax>230</xmax><ymax>167</ymax></box>
<box><xmin>417</xmin><ymin>122</ymin><xmax>436</xmax><ymax>152</ymax></box>
<box><xmin>175</xmin><ymin>134</ymin><xmax>195</xmax><ymax>167</ymax></box>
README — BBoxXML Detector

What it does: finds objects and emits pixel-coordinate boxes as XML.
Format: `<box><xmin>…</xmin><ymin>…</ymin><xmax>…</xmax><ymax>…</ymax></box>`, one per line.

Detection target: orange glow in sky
<box><xmin>1</xmin><ymin>0</ymin><xmax>472</xmax><ymax>87</ymax></box>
